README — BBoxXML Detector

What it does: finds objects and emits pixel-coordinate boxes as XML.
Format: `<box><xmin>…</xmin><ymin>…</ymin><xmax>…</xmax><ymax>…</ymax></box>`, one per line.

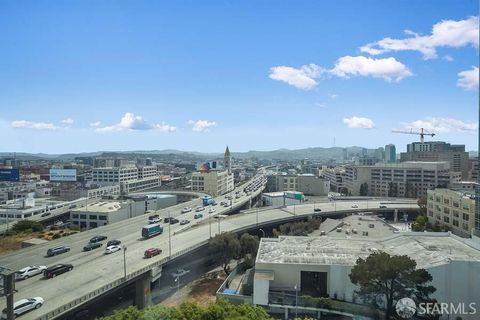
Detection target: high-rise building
<box><xmin>400</xmin><ymin>141</ymin><xmax>469</xmax><ymax>179</ymax></box>
<box><xmin>384</xmin><ymin>144</ymin><xmax>396</xmax><ymax>163</ymax></box>
<box><xmin>224</xmin><ymin>146</ymin><xmax>232</xmax><ymax>174</ymax></box>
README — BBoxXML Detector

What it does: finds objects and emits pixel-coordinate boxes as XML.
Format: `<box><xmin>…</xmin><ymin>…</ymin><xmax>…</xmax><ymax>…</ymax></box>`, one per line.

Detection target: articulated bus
<box><xmin>142</xmin><ymin>224</ymin><xmax>164</xmax><ymax>239</ymax></box>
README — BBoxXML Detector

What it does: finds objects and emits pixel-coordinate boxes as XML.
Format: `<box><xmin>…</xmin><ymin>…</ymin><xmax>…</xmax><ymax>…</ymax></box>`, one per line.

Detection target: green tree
<box><xmin>239</xmin><ymin>233</ymin><xmax>259</xmax><ymax>258</ymax></box>
<box><xmin>176</xmin><ymin>302</ymin><xmax>204</xmax><ymax>320</ymax></box>
<box><xmin>412</xmin><ymin>214</ymin><xmax>428</xmax><ymax>231</ymax></box>
<box><xmin>209</xmin><ymin>233</ymin><xmax>240</xmax><ymax>275</ymax></box>
<box><xmin>405</xmin><ymin>182</ymin><xmax>415</xmax><ymax>198</ymax></box>
<box><xmin>142</xmin><ymin>305</ymin><xmax>177</xmax><ymax>320</ymax></box>
<box><xmin>359</xmin><ymin>183</ymin><xmax>369</xmax><ymax>196</ymax></box>
<box><xmin>100</xmin><ymin>306</ymin><xmax>143</xmax><ymax>320</ymax></box>
<box><xmin>349</xmin><ymin>251</ymin><xmax>436</xmax><ymax>320</ymax></box>
<box><xmin>11</xmin><ymin>220</ymin><xmax>43</xmax><ymax>233</ymax></box>
<box><xmin>417</xmin><ymin>196</ymin><xmax>427</xmax><ymax>214</ymax></box>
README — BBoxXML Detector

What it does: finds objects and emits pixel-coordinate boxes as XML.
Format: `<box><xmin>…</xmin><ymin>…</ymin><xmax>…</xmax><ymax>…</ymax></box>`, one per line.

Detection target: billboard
<box><xmin>0</xmin><ymin>169</ymin><xmax>20</xmax><ymax>182</ymax></box>
<box><xmin>49</xmin><ymin>169</ymin><xmax>77</xmax><ymax>182</ymax></box>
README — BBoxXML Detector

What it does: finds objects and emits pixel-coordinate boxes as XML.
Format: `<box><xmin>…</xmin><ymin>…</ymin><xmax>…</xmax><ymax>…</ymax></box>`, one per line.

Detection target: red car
<box><xmin>144</xmin><ymin>248</ymin><xmax>162</xmax><ymax>258</ymax></box>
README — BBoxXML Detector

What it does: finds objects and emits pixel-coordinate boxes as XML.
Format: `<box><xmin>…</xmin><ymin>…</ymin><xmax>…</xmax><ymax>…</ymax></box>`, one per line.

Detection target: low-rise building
<box><xmin>320</xmin><ymin>167</ymin><xmax>346</xmax><ymax>193</ymax></box>
<box><xmin>266</xmin><ymin>173</ymin><xmax>329</xmax><ymax>196</ymax></box>
<box><xmin>191</xmin><ymin>170</ymin><xmax>234</xmax><ymax>196</ymax></box>
<box><xmin>261</xmin><ymin>191</ymin><xmax>305</xmax><ymax>207</ymax></box>
<box><xmin>253</xmin><ymin>233</ymin><xmax>480</xmax><ymax>319</ymax></box>
<box><xmin>427</xmin><ymin>188</ymin><xmax>476</xmax><ymax>237</ymax></box>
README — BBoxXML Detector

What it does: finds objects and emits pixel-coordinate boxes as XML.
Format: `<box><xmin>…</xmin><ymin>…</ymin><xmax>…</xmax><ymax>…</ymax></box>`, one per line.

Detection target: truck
<box><xmin>202</xmin><ymin>196</ymin><xmax>215</xmax><ymax>206</ymax></box>
<box><xmin>142</xmin><ymin>224</ymin><xmax>164</xmax><ymax>239</ymax></box>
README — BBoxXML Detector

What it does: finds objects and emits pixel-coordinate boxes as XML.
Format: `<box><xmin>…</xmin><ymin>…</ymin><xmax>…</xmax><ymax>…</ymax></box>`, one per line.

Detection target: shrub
<box><xmin>12</xmin><ymin>220</ymin><xmax>43</xmax><ymax>233</ymax></box>
<box><xmin>62</xmin><ymin>233</ymin><xmax>68</xmax><ymax>237</ymax></box>
<box><xmin>4</xmin><ymin>230</ymin><xmax>17</xmax><ymax>236</ymax></box>
<box><xmin>48</xmin><ymin>232</ymin><xmax>54</xmax><ymax>236</ymax></box>
<box><xmin>37</xmin><ymin>234</ymin><xmax>44</xmax><ymax>238</ymax></box>
<box><xmin>52</xmin><ymin>233</ymin><xmax>61</xmax><ymax>239</ymax></box>
<box><xmin>58</xmin><ymin>230</ymin><xmax>64</xmax><ymax>234</ymax></box>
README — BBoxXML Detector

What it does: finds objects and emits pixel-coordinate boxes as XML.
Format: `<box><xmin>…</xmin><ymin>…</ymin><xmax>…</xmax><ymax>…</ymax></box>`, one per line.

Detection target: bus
<box><xmin>142</xmin><ymin>224</ymin><xmax>164</xmax><ymax>239</ymax></box>
<box><xmin>202</xmin><ymin>195</ymin><xmax>215</xmax><ymax>206</ymax></box>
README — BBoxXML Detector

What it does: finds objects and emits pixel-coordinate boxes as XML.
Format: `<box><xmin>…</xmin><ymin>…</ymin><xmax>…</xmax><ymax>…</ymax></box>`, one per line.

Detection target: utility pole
<box><xmin>168</xmin><ymin>212</ymin><xmax>172</xmax><ymax>257</ymax></box>
<box><xmin>209</xmin><ymin>211</ymin><xmax>212</xmax><ymax>238</ymax></box>
<box><xmin>122</xmin><ymin>245</ymin><xmax>127</xmax><ymax>280</ymax></box>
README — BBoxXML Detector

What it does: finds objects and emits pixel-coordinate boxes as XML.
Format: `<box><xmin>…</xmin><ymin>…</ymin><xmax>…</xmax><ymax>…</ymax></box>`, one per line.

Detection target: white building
<box><xmin>261</xmin><ymin>191</ymin><xmax>305</xmax><ymax>207</ymax></box>
<box><xmin>91</xmin><ymin>166</ymin><xmax>161</xmax><ymax>194</ymax></box>
<box><xmin>191</xmin><ymin>170</ymin><xmax>234</xmax><ymax>196</ymax></box>
<box><xmin>253</xmin><ymin>233</ymin><xmax>480</xmax><ymax>319</ymax></box>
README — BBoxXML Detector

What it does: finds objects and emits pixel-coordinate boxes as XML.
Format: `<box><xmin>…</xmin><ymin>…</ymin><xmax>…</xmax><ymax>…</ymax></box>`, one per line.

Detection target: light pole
<box><xmin>209</xmin><ymin>211</ymin><xmax>212</xmax><ymax>238</ymax></box>
<box><xmin>123</xmin><ymin>245</ymin><xmax>127</xmax><ymax>280</ymax></box>
<box><xmin>256</xmin><ymin>203</ymin><xmax>259</xmax><ymax>226</ymax></box>
<box><xmin>294</xmin><ymin>283</ymin><xmax>298</xmax><ymax>318</ymax></box>
<box><xmin>168</xmin><ymin>212</ymin><xmax>172</xmax><ymax>257</ymax></box>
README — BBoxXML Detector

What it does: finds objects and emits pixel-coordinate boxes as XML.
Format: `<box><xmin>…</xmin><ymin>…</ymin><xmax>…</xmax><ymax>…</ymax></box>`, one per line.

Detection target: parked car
<box><xmin>46</xmin><ymin>246</ymin><xmax>70</xmax><ymax>257</ymax></box>
<box><xmin>15</xmin><ymin>265</ymin><xmax>47</xmax><ymax>280</ymax></box>
<box><xmin>105</xmin><ymin>245</ymin><xmax>122</xmax><ymax>254</ymax></box>
<box><xmin>1</xmin><ymin>297</ymin><xmax>44</xmax><ymax>319</ymax></box>
<box><xmin>314</xmin><ymin>208</ymin><xmax>322</xmax><ymax>212</ymax></box>
<box><xmin>83</xmin><ymin>242</ymin><xmax>103</xmax><ymax>251</ymax></box>
<box><xmin>144</xmin><ymin>248</ymin><xmax>162</xmax><ymax>258</ymax></box>
<box><xmin>169</xmin><ymin>218</ymin><xmax>179</xmax><ymax>224</ymax></box>
<box><xmin>181</xmin><ymin>207</ymin><xmax>192</xmax><ymax>213</ymax></box>
<box><xmin>194</xmin><ymin>213</ymin><xmax>203</xmax><ymax>219</ymax></box>
<box><xmin>43</xmin><ymin>264</ymin><xmax>73</xmax><ymax>278</ymax></box>
<box><xmin>106</xmin><ymin>239</ymin><xmax>122</xmax><ymax>247</ymax></box>
<box><xmin>195</xmin><ymin>206</ymin><xmax>205</xmax><ymax>212</ymax></box>
<box><xmin>90</xmin><ymin>235</ymin><xmax>107</xmax><ymax>243</ymax></box>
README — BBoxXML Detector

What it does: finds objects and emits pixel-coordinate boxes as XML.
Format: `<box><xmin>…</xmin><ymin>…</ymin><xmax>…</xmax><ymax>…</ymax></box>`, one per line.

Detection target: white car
<box><xmin>209</xmin><ymin>208</ymin><xmax>216</xmax><ymax>213</ymax></box>
<box><xmin>351</xmin><ymin>204</ymin><xmax>359</xmax><ymax>208</ymax></box>
<box><xmin>181</xmin><ymin>207</ymin><xmax>192</xmax><ymax>214</ymax></box>
<box><xmin>1</xmin><ymin>297</ymin><xmax>44</xmax><ymax>319</ymax></box>
<box><xmin>171</xmin><ymin>268</ymin><xmax>190</xmax><ymax>278</ymax></box>
<box><xmin>105</xmin><ymin>245</ymin><xmax>122</xmax><ymax>254</ymax></box>
<box><xmin>16</xmin><ymin>265</ymin><xmax>47</xmax><ymax>280</ymax></box>
<box><xmin>195</xmin><ymin>206</ymin><xmax>205</xmax><ymax>212</ymax></box>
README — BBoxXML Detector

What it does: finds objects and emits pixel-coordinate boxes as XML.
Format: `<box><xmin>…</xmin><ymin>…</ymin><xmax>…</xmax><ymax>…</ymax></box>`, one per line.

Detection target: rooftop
<box><xmin>72</xmin><ymin>201</ymin><xmax>123</xmax><ymax>213</ymax></box>
<box><xmin>256</xmin><ymin>233</ymin><xmax>480</xmax><ymax>269</ymax></box>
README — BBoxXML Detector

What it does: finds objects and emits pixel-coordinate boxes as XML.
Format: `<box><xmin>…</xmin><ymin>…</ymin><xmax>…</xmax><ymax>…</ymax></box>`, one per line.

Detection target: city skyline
<box><xmin>0</xmin><ymin>1</ymin><xmax>478</xmax><ymax>153</ymax></box>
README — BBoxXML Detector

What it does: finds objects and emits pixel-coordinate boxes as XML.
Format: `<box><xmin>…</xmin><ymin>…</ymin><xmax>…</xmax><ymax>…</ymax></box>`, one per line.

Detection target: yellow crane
<box><xmin>392</xmin><ymin>128</ymin><xmax>435</xmax><ymax>143</ymax></box>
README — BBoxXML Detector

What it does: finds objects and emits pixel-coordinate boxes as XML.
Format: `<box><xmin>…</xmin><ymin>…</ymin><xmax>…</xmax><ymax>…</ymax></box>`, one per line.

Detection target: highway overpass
<box><xmin>0</xmin><ymin>185</ymin><xmax>418</xmax><ymax>319</ymax></box>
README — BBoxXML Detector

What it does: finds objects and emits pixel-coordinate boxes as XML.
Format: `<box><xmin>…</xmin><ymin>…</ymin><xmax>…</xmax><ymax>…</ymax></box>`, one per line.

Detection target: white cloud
<box><xmin>315</xmin><ymin>103</ymin><xmax>327</xmax><ymax>108</ymax></box>
<box><xmin>90</xmin><ymin>121</ymin><xmax>102</xmax><ymax>127</ymax></box>
<box><xmin>11</xmin><ymin>120</ymin><xmax>58</xmax><ymax>130</ymax></box>
<box><xmin>60</xmin><ymin>118</ymin><xmax>74</xmax><ymax>125</ymax></box>
<box><xmin>343</xmin><ymin>116</ymin><xmax>375</xmax><ymax>129</ymax></box>
<box><xmin>360</xmin><ymin>16</ymin><xmax>479</xmax><ymax>59</ymax></box>
<box><xmin>457</xmin><ymin>66</ymin><xmax>479</xmax><ymax>91</ymax></box>
<box><xmin>443</xmin><ymin>55</ymin><xmax>454</xmax><ymax>62</ymax></box>
<box><xmin>269</xmin><ymin>64</ymin><xmax>325</xmax><ymax>90</ymax></box>
<box><xmin>96</xmin><ymin>113</ymin><xmax>176</xmax><ymax>133</ymax></box>
<box><xmin>398</xmin><ymin>118</ymin><xmax>478</xmax><ymax>133</ymax></box>
<box><xmin>188</xmin><ymin>119</ymin><xmax>217</xmax><ymax>132</ymax></box>
<box><xmin>330</xmin><ymin>56</ymin><xmax>412</xmax><ymax>82</ymax></box>
<box><xmin>328</xmin><ymin>93</ymin><xmax>338</xmax><ymax>99</ymax></box>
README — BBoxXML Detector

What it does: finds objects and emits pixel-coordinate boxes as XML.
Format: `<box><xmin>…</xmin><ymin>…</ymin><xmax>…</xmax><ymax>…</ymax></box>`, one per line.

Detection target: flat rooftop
<box><xmin>256</xmin><ymin>233</ymin><xmax>480</xmax><ymax>269</ymax></box>
<box><xmin>323</xmin><ymin>215</ymin><xmax>399</xmax><ymax>238</ymax></box>
<box><xmin>72</xmin><ymin>201</ymin><xmax>122</xmax><ymax>213</ymax></box>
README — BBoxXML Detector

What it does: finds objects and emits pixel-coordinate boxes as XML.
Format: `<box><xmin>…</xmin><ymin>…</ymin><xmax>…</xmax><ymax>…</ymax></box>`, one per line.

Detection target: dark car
<box><xmin>46</xmin><ymin>246</ymin><xmax>70</xmax><ymax>257</ymax></box>
<box><xmin>41</xmin><ymin>212</ymin><xmax>51</xmax><ymax>217</ymax></box>
<box><xmin>144</xmin><ymin>248</ymin><xmax>162</xmax><ymax>258</ymax></box>
<box><xmin>169</xmin><ymin>218</ymin><xmax>179</xmax><ymax>224</ymax></box>
<box><xmin>314</xmin><ymin>208</ymin><xmax>322</xmax><ymax>212</ymax></box>
<box><xmin>90</xmin><ymin>235</ymin><xmax>107</xmax><ymax>243</ymax></box>
<box><xmin>43</xmin><ymin>264</ymin><xmax>73</xmax><ymax>278</ymax></box>
<box><xmin>163</xmin><ymin>217</ymin><xmax>171</xmax><ymax>223</ymax></box>
<box><xmin>379</xmin><ymin>205</ymin><xmax>387</xmax><ymax>208</ymax></box>
<box><xmin>106</xmin><ymin>239</ymin><xmax>121</xmax><ymax>247</ymax></box>
<box><xmin>83</xmin><ymin>242</ymin><xmax>103</xmax><ymax>251</ymax></box>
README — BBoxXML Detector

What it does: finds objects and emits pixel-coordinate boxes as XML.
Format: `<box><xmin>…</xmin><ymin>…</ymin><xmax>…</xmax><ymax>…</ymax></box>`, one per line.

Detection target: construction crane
<box><xmin>392</xmin><ymin>128</ymin><xmax>435</xmax><ymax>143</ymax></box>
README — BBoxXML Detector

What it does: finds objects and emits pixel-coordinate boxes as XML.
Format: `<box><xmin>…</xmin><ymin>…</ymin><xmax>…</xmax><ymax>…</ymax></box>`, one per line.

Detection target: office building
<box><xmin>191</xmin><ymin>170</ymin><xmax>234</xmax><ymax>196</ymax></box>
<box><xmin>91</xmin><ymin>166</ymin><xmax>161</xmax><ymax>194</ymax></box>
<box><xmin>384</xmin><ymin>144</ymin><xmax>396</xmax><ymax>163</ymax></box>
<box><xmin>262</xmin><ymin>191</ymin><xmax>304</xmax><ymax>207</ymax></box>
<box><xmin>266</xmin><ymin>173</ymin><xmax>329</xmax><ymax>196</ymax></box>
<box><xmin>427</xmin><ymin>188</ymin><xmax>476</xmax><ymax>237</ymax></box>
<box><xmin>400</xmin><ymin>141</ymin><xmax>469</xmax><ymax>179</ymax></box>
<box><xmin>320</xmin><ymin>167</ymin><xmax>346</xmax><ymax>193</ymax></box>
<box><xmin>344</xmin><ymin>162</ymin><xmax>459</xmax><ymax>198</ymax></box>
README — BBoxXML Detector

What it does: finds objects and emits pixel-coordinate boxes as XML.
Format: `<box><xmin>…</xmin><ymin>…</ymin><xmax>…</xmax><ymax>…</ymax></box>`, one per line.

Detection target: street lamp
<box><xmin>168</xmin><ymin>212</ymin><xmax>172</xmax><ymax>257</ymax></box>
<box><xmin>259</xmin><ymin>228</ymin><xmax>265</xmax><ymax>238</ymax></box>
<box><xmin>209</xmin><ymin>210</ymin><xmax>212</xmax><ymax>238</ymax></box>
<box><xmin>122</xmin><ymin>245</ymin><xmax>127</xmax><ymax>280</ymax></box>
<box><xmin>294</xmin><ymin>283</ymin><xmax>298</xmax><ymax>318</ymax></box>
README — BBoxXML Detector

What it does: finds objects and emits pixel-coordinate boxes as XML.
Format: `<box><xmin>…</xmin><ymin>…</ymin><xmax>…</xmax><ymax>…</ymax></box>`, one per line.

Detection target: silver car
<box><xmin>16</xmin><ymin>265</ymin><xmax>47</xmax><ymax>280</ymax></box>
<box><xmin>1</xmin><ymin>297</ymin><xmax>44</xmax><ymax>319</ymax></box>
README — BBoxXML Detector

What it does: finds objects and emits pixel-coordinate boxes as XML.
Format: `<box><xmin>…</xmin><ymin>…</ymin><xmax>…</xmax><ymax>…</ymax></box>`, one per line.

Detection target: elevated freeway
<box><xmin>0</xmin><ymin>182</ymin><xmax>418</xmax><ymax>319</ymax></box>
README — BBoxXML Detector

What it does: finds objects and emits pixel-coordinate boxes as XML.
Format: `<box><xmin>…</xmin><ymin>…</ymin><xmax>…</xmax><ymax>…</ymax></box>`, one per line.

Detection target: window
<box><xmin>443</xmin><ymin>216</ymin><xmax>449</xmax><ymax>223</ymax></box>
<box><xmin>72</xmin><ymin>214</ymin><xmax>79</xmax><ymax>219</ymax></box>
<box><xmin>463</xmin><ymin>213</ymin><xmax>469</xmax><ymax>221</ymax></box>
<box><xmin>89</xmin><ymin>215</ymin><xmax>97</xmax><ymax>220</ymax></box>
<box><xmin>80</xmin><ymin>214</ymin><xmax>87</xmax><ymax>219</ymax></box>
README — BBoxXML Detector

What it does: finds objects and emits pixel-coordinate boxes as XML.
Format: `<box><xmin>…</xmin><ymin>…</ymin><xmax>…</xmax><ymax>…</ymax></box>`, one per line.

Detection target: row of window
<box><xmin>72</xmin><ymin>214</ymin><xmax>107</xmax><ymax>221</ymax></box>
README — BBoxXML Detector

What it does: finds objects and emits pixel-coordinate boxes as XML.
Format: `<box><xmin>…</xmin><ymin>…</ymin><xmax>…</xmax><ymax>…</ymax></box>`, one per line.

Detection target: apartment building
<box><xmin>320</xmin><ymin>167</ymin><xmax>346</xmax><ymax>193</ymax></box>
<box><xmin>91</xmin><ymin>166</ymin><xmax>160</xmax><ymax>194</ymax></box>
<box><xmin>427</xmin><ymin>188</ymin><xmax>476</xmax><ymax>237</ymax></box>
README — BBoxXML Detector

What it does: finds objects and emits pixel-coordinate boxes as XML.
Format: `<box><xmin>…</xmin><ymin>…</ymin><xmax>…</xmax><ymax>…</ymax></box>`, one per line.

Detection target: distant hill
<box><xmin>0</xmin><ymin>146</ymin><xmax>374</xmax><ymax>161</ymax></box>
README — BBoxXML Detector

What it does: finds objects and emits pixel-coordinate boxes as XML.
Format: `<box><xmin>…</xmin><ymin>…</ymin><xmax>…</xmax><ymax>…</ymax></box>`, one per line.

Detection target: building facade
<box><xmin>384</xmin><ymin>144</ymin><xmax>396</xmax><ymax>163</ymax></box>
<box><xmin>191</xmin><ymin>170</ymin><xmax>234</xmax><ymax>196</ymax></box>
<box><xmin>427</xmin><ymin>188</ymin><xmax>476</xmax><ymax>237</ymax></box>
<box><xmin>400</xmin><ymin>141</ymin><xmax>469</xmax><ymax>179</ymax></box>
<box><xmin>224</xmin><ymin>146</ymin><xmax>232</xmax><ymax>174</ymax></box>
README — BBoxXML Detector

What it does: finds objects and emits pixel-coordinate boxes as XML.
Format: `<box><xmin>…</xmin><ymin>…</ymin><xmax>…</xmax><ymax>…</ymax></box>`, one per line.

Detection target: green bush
<box><xmin>52</xmin><ymin>233</ymin><xmax>61</xmax><ymax>239</ymax></box>
<box><xmin>11</xmin><ymin>220</ymin><xmax>43</xmax><ymax>233</ymax></box>
<box><xmin>62</xmin><ymin>233</ymin><xmax>68</xmax><ymax>237</ymax></box>
<box><xmin>37</xmin><ymin>234</ymin><xmax>44</xmax><ymax>238</ymax></box>
<box><xmin>4</xmin><ymin>230</ymin><xmax>17</xmax><ymax>236</ymax></box>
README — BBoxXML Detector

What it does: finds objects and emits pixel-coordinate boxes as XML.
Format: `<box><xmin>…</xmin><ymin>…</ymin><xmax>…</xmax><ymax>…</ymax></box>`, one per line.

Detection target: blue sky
<box><xmin>0</xmin><ymin>0</ymin><xmax>478</xmax><ymax>154</ymax></box>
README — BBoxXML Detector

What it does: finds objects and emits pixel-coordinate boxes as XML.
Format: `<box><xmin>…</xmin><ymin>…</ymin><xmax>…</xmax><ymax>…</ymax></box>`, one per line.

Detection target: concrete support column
<box><xmin>394</xmin><ymin>209</ymin><xmax>398</xmax><ymax>222</ymax></box>
<box><xmin>284</xmin><ymin>307</ymin><xmax>289</xmax><ymax>320</ymax></box>
<box><xmin>317</xmin><ymin>310</ymin><xmax>322</xmax><ymax>319</ymax></box>
<box><xmin>135</xmin><ymin>273</ymin><xmax>152</xmax><ymax>309</ymax></box>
